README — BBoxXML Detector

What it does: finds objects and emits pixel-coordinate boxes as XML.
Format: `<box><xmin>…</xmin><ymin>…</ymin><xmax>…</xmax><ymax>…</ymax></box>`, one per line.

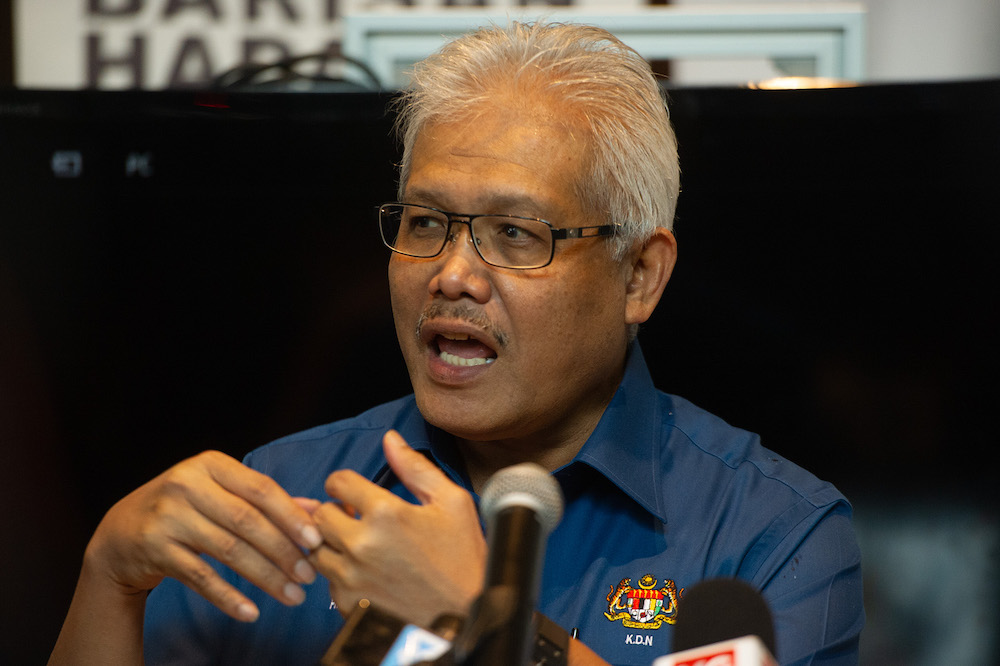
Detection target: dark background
<box><xmin>2</xmin><ymin>81</ymin><xmax>998</xmax><ymax>663</ymax></box>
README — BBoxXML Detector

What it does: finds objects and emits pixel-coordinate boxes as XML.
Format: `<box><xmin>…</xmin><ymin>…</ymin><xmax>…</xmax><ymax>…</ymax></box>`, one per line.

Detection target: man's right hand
<box><xmin>86</xmin><ymin>450</ymin><xmax>324</xmax><ymax>622</ymax></box>
<box><xmin>85</xmin><ymin>451</ymin><xmax>322</xmax><ymax>621</ymax></box>
<box><xmin>50</xmin><ymin>451</ymin><xmax>324</xmax><ymax>664</ymax></box>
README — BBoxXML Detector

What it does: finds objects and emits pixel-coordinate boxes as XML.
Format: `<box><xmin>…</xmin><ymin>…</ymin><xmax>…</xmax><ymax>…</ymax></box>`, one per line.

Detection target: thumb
<box><xmin>382</xmin><ymin>430</ymin><xmax>455</xmax><ymax>505</ymax></box>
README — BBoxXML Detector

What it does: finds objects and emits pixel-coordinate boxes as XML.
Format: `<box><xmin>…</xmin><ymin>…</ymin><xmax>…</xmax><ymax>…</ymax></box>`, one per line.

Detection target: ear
<box><xmin>624</xmin><ymin>227</ymin><xmax>677</xmax><ymax>326</ymax></box>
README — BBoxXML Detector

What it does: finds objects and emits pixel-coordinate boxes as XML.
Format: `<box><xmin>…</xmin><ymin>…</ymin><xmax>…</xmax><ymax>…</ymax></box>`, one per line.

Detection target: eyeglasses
<box><xmin>378</xmin><ymin>203</ymin><xmax>617</xmax><ymax>270</ymax></box>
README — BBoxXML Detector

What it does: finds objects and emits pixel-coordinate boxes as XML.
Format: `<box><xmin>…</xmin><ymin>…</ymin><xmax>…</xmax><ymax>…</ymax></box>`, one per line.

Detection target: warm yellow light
<box><xmin>748</xmin><ymin>77</ymin><xmax>858</xmax><ymax>90</ymax></box>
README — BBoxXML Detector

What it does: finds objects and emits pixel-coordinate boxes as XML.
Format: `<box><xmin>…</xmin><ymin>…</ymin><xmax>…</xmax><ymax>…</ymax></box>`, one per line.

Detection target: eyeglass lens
<box><xmin>380</xmin><ymin>204</ymin><xmax>553</xmax><ymax>269</ymax></box>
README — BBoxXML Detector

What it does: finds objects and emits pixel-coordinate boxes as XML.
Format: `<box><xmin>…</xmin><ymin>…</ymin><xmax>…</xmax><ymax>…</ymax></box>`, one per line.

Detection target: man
<box><xmin>49</xmin><ymin>22</ymin><xmax>863</xmax><ymax>666</ymax></box>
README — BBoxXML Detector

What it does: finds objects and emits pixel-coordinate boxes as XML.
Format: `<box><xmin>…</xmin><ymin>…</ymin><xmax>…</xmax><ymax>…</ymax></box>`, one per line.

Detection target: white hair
<box><xmin>393</xmin><ymin>21</ymin><xmax>680</xmax><ymax>261</ymax></box>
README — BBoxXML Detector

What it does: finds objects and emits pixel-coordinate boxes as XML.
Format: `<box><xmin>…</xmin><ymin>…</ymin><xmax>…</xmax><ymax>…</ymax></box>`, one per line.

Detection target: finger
<box><xmin>311</xmin><ymin>501</ymin><xmax>362</xmax><ymax>553</ymax></box>
<box><xmin>202</xmin><ymin>452</ymin><xmax>323</xmax><ymax>551</ymax></box>
<box><xmin>382</xmin><ymin>430</ymin><xmax>455</xmax><ymax>505</ymax></box>
<box><xmin>307</xmin><ymin>543</ymin><xmax>346</xmax><ymax>581</ymax></box>
<box><xmin>319</xmin><ymin>497</ymin><xmax>360</xmax><ymax>519</ymax></box>
<box><xmin>305</xmin><ymin>545</ymin><xmax>353</xmax><ymax>617</ymax></box>
<box><xmin>323</xmin><ymin>468</ymin><xmax>396</xmax><ymax>517</ymax></box>
<box><xmin>337</xmin><ymin>501</ymin><xmax>359</xmax><ymax>519</ymax></box>
<box><xmin>164</xmin><ymin>542</ymin><xmax>262</xmax><ymax>622</ymax></box>
<box><xmin>305</xmin><ymin>546</ymin><xmax>374</xmax><ymax>618</ymax></box>
<box><xmin>171</xmin><ymin>508</ymin><xmax>313</xmax><ymax>604</ymax></box>
<box><xmin>292</xmin><ymin>497</ymin><xmax>322</xmax><ymax>514</ymax></box>
<box><xmin>181</xmin><ymin>480</ymin><xmax>316</xmax><ymax>587</ymax></box>
<box><xmin>166</xmin><ymin>455</ymin><xmax>319</xmax><ymax>588</ymax></box>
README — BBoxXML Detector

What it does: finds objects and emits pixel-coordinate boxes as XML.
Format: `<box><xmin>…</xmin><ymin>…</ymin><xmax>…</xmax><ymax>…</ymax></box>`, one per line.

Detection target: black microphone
<box><xmin>453</xmin><ymin>462</ymin><xmax>564</xmax><ymax>666</ymax></box>
<box><xmin>669</xmin><ymin>578</ymin><xmax>776</xmax><ymax>658</ymax></box>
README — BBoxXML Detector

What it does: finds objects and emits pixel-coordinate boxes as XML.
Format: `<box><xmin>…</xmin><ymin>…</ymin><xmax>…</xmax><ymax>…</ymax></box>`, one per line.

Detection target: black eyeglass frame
<box><xmin>378</xmin><ymin>202</ymin><xmax>618</xmax><ymax>270</ymax></box>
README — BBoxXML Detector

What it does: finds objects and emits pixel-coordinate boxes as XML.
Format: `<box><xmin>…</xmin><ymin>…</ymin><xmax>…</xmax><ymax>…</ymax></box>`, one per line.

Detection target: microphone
<box><xmin>654</xmin><ymin>578</ymin><xmax>777</xmax><ymax>666</ymax></box>
<box><xmin>452</xmin><ymin>462</ymin><xmax>564</xmax><ymax>666</ymax></box>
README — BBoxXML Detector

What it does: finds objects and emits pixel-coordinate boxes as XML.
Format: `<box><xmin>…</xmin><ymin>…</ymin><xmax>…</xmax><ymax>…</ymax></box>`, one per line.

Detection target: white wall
<box><xmin>668</xmin><ymin>0</ymin><xmax>1000</xmax><ymax>84</ymax></box>
<box><xmin>863</xmin><ymin>0</ymin><xmax>1000</xmax><ymax>82</ymax></box>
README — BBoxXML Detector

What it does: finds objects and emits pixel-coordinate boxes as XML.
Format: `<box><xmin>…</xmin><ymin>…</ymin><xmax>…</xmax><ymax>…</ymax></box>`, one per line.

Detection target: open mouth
<box><xmin>434</xmin><ymin>332</ymin><xmax>497</xmax><ymax>367</ymax></box>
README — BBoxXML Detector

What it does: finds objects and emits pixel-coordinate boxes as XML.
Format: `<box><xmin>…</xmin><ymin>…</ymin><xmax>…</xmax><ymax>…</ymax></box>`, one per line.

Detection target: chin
<box><xmin>415</xmin><ymin>391</ymin><xmax>512</xmax><ymax>443</ymax></box>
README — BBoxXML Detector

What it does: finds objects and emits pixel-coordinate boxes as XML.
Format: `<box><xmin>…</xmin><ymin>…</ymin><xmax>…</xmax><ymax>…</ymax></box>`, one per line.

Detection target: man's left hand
<box><xmin>308</xmin><ymin>430</ymin><xmax>487</xmax><ymax>628</ymax></box>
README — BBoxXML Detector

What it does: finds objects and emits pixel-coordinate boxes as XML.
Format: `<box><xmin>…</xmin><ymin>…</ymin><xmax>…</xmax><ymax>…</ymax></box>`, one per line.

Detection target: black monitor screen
<box><xmin>2</xmin><ymin>81</ymin><xmax>998</xmax><ymax>662</ymax></box>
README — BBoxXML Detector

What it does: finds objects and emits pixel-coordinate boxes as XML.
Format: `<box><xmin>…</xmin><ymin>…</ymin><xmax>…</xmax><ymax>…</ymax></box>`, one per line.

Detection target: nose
<box><xmin>427</xmin><ymin>222</ymin><xmax>492</xmax><ymax>303</ymax></box>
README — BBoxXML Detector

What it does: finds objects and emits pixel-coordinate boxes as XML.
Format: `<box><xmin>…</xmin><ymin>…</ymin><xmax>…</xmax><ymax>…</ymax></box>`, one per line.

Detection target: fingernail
<box><xmin>301</xmin><ymin>524</ymin><xmax>323</xmax><ymax>550</ymax></box>
<box><xmin>294</xmin><ymin>558</ymin><xmax>316</xmax><ymax>584</ymax></box>
<box><xmin>284</xmin><ymin>582</ymin><xmax>306</xmax><ymax>605</ymax></box>
<box><xmin>237</xmin><ymin>602</ymin><xmax>259</xmax><ymax>622</ymax></box>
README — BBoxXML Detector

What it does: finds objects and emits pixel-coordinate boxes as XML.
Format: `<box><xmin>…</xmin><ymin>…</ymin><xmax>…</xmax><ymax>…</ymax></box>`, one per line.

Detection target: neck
<box><xmin>457</xmin><ymin>398</ymin><xmax>610</xmax><ymax>494</ymax></box>
<box><xmin>453</xmin><ymin>344</ymin><xmax>634</xmax><ymax>493</ymax></box>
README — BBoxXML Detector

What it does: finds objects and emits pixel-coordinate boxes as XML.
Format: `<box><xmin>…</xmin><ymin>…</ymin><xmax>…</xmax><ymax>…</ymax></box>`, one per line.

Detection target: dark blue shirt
<box><xmin>145</xmin><ymin>345</ymin><xmax>863</xmax><ymax>665</ymax></box>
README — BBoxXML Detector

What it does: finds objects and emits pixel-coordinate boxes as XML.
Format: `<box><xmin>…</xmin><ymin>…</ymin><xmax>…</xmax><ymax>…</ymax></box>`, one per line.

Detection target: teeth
<box><xmin>441</xmin><ymin>333</ymin><xmax>471</xmax><ymax>341</ymax></box>
<box><xmin>440</xmin><ymin>350</ymin><xmax>495</xmax><ymax>367</ymax></box>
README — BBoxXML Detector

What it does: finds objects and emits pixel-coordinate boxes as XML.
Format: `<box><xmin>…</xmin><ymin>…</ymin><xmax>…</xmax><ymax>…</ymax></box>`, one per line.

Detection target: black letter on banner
<box><xmin>87</xmin><ymin>34</ymin><xmax>145</xmax><ymax>88</ymax></box>
<box><xmin>167</xmin><ymin>37</ymin><xmax>215</xmax><ymax>88</ymax></box>
<box><xmin>163</xmin><ymin>0</ymin><xmax>222</xmax><ymax>19</ymax></box>
<box><xmin>247</xmin><ymin>0</ymin><xmax>299</xmax><ymax>20</ymax></box>
<box><xmin>88</xmin><ymin>0</ymin><xmax>143</xmax><ymax>16</ymax></box>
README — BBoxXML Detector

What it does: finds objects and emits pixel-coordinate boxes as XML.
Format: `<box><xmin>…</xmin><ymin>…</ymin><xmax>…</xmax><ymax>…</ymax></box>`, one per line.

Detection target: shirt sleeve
<box><xmin>747</xmin><ymin>499</ymin><xmax>865</xmax><ymax>665</ymax></box>
<box><xmin>144</xmin><ymin>572</ymin><xmax>232</xmax><ymax>665</ymax></box>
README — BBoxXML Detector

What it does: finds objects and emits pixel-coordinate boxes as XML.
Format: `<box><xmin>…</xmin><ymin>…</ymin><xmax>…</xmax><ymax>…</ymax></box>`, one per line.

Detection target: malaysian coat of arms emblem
<box><xmin>604</xmin><ymin>574</ymin><xmax>682</xmax><ymax>630</ymax></box>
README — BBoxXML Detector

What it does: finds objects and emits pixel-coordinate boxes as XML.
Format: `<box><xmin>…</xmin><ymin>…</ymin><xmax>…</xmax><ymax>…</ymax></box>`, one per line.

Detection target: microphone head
<box><xmin>671</xmin><ymin>578</ymin><xmax>776</xmax><ymax>657</ymax></box>
<box><xmin>479</xmin><ymin>463</ymin><xmax>564</xmax><ymax>534</ymax></box>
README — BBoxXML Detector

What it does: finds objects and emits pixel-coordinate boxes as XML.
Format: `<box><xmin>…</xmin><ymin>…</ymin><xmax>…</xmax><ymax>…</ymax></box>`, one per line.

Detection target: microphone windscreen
<box><xmin>671</xmin><ymin>578</ymin><xmax>776</xmax><ymax>657</ymax></box>
<box><xmin>478</xmin><ymin>462</ymin><xmax>563</xmax><ymax>533</ymax></box>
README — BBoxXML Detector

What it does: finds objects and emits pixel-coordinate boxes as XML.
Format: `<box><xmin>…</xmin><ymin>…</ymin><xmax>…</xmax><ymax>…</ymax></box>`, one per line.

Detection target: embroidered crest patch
<box><xmin>604</xmin><ymin>574</ymin><xmax>682</xmax><ymax>630</ymax></box>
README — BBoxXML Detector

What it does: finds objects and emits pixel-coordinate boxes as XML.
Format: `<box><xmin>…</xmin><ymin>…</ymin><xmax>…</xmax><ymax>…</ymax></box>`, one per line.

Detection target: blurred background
<box><xmin>2</xmin><ymin>1</ymin><xmax>998</xmax><ymax>664</ymax></box>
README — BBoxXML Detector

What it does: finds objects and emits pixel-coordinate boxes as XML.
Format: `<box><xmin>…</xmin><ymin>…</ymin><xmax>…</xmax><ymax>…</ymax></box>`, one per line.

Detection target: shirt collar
<box><xmin>568</xmin><ymin>342</ymin><xmax>667</xmax><ymax>521</ymax></box>
<box><xmin>373</xmin><ymin>343</ymin><xmax>667</xmax><ymax>521</ymax></box>
<box><xmin>371</xmin><ymin>407</ymin><xmax>471</xmax><ymax>491</ymax></box>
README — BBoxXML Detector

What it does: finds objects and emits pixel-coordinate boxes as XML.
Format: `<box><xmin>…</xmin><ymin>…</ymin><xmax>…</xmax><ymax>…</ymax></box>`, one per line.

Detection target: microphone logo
<box><xmin>671</xmin><ymin>649</ymin><xmax>735</xmax><ymax>666</ymax></box>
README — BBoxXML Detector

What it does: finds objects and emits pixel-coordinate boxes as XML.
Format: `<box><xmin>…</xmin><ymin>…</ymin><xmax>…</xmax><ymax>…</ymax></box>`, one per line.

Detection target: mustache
<box><xmin>415</xmin><ymin>303</ymin><xmax>509</xmax><ymax>349</ymax></box>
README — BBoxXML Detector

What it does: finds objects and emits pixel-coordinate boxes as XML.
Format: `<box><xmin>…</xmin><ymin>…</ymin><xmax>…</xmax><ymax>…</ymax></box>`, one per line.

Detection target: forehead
<box><xmin>404</xmin><ymin>101</ymin><xmax>591</xmax><ymax>221</ymax></box>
